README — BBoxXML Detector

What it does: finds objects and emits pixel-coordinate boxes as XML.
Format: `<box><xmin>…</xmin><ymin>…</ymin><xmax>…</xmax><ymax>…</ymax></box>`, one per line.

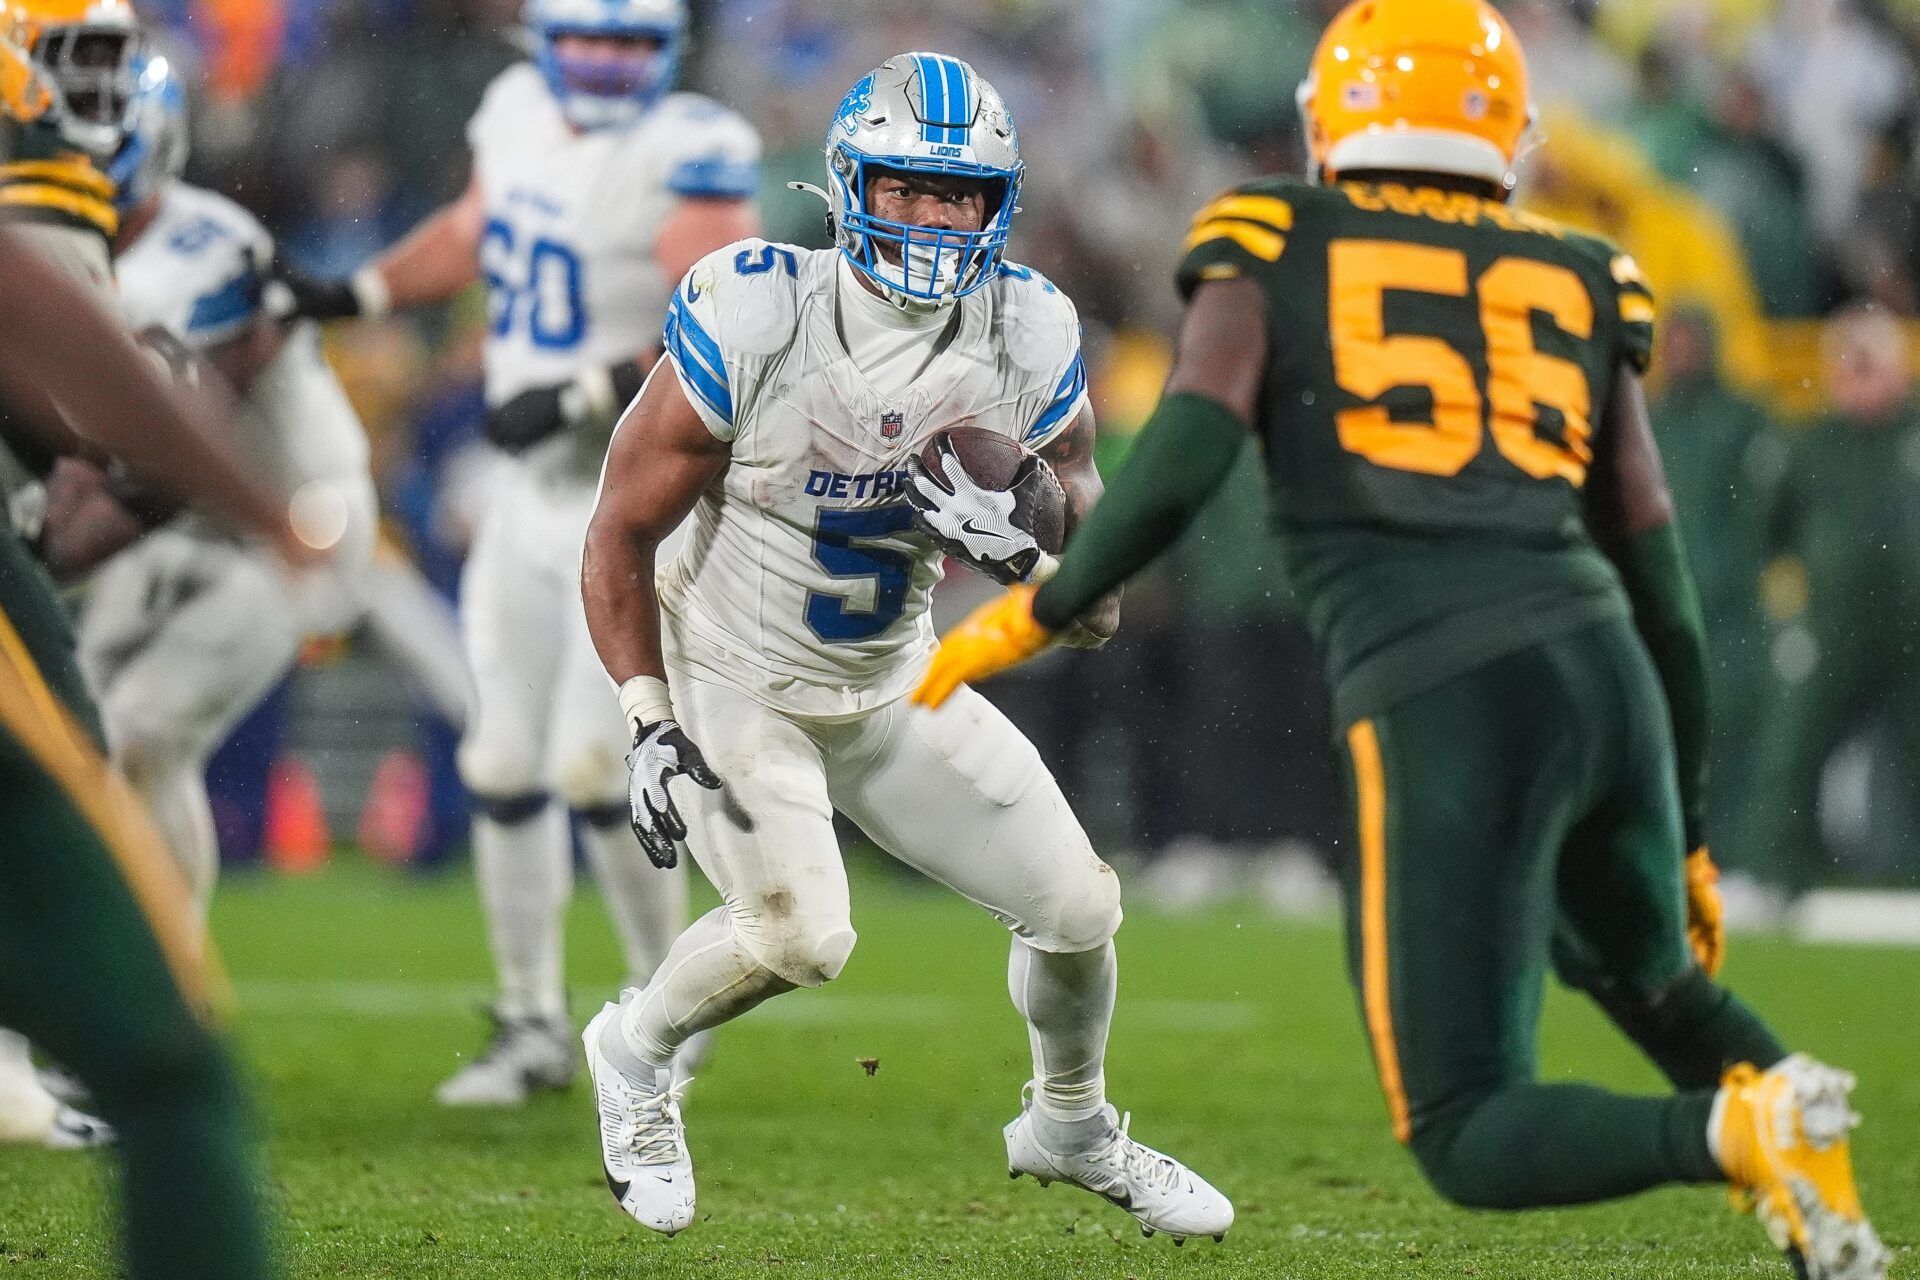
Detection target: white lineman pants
<box><xmin>454</xmin><ymin>474</ymin><xmax>631</xmax><ymax>808</ymax></box>
<box><xmin>666</xmin><ymin>667</ymin><xmax>1124</xmax><ymax>987</ymax></box>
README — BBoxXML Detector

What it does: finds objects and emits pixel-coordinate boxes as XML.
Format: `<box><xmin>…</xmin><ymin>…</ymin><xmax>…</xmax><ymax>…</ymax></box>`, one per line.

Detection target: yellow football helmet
<box><xmin>0</xmin><ymin>0</ymin><xmax>143</xmax><ymax>158</ymax></box>
<box><xmin>0</xmin><ymin>20</ymin><xmax>54</xmax><ymax>132</ymax></box>
<box><xmin>1297</xmin><ymin>0</ymin><xmax>1532</xmax><ymax>192</ymax></box>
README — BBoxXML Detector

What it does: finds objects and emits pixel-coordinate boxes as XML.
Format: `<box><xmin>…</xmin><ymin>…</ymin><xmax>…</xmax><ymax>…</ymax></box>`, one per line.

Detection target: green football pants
<box><xmin>0</xmin><ymin>529</ymin><xmax>272</xmax><ymax>1279</ymax></box>
<box><xmin>1334</xmin><ymin>617</ymin><xmax>1786</xmax><ymax>1208</ymax></box>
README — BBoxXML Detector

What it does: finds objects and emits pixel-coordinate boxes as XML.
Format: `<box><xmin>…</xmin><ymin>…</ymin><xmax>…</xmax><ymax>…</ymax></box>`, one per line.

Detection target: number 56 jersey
<box><xmin>1177</xmin><ymin>177</ymin><xmax>1657</xmax><ymax>726</ymax></box>
<box><xmin>654</xmin><ymin>241</ymin><xmax>1088</xmax><ymax>717</ymax></box>
<box><xmin>466</xmin><ymin>64</ymin><xmax>759</xmax><ymax>415</ymax></box>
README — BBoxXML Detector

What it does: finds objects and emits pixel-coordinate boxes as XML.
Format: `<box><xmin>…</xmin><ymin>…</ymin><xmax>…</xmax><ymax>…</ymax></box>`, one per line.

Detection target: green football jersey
<box><xmin>1175</xmin><ymin>176</ymin><xmax>1657</xmax><ymax>724</ymax></box>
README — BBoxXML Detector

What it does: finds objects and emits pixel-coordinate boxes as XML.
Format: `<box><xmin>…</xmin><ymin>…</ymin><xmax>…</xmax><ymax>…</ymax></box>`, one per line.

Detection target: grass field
<box><xmin>0</xmin><ymin>856</ymin><xmax>1912</xmax><ymax>1279</ymax></box>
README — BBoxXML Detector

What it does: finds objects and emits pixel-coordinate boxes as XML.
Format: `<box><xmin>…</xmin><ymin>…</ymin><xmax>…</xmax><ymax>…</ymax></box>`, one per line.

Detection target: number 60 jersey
<box><xmin>655</xmin><ymin>241</ymin><xmax>1088</xmax><ymax>717</ymax></box>
<box><xmin>1176</xmin><ymin>175</ymin><xmax>1657</xmax><ymax>728</ymax></box>
<box><xmin>467</xmin><ymin>63</ymin><xmax>758</xmax><ymax>432</ymax></box>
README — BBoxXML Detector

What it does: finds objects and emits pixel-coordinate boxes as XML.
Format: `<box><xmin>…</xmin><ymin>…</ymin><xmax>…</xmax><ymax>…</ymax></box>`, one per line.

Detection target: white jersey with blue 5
<box><xmin>655</xmin><ymin>239</ymin><xmax>1089</xmax><ymax>716</ymax></box>
<box><xmin>466</xmin><ymin>63</ymin><xmax>760</xmax><ymax>416</ymax></box>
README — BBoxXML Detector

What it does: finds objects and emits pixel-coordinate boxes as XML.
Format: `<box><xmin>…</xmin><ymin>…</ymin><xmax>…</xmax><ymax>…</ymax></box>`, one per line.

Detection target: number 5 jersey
<box><xmin>1175</xmin><ymin>177</ymin><xmax>1658</xmax><ymax>727</ymax></box>
<box><xmin>655</xmin><ymin>241</ymin><xmax>1088</xmax><ymax>717</ymax></box>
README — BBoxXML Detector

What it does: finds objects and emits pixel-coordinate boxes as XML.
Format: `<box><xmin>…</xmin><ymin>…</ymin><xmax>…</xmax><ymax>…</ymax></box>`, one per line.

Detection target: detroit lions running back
<box><xmin>578</xmin><ymin>53</ymin><xmax>1234</xmax><ymax>1243</ymax></box>
<box><xmin>269</xmin><ymin>0</ymin><xmax>762</xmax><ymax>1106</ymax></box>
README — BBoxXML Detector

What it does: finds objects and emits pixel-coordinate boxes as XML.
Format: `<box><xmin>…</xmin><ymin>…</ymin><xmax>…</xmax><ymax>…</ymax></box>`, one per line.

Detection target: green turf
<box><xmin>0</xmin><ymin>856</ymin><xmax>1911</xmax><ymax>1278</ymax></box>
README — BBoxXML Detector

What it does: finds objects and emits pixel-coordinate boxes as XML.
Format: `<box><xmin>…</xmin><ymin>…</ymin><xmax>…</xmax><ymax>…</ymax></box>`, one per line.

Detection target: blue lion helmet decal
<box><xmin>834</xmin><ymin>73</ymin><xmax>874</xmax><ymax>134</ymax></box>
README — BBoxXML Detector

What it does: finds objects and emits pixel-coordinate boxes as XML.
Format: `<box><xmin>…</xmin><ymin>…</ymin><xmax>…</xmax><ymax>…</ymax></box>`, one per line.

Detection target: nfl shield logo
<box><xmin>880</xmin><ymin>410</ymin><xmax>905</xmax><ymax>440</ymax></box>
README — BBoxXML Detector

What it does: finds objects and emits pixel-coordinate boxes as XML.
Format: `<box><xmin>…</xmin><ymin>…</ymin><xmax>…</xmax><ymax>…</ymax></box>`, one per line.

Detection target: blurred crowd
<box><xmin>144</xmin><ymin>0</ymin><xmax>1920</xmax><ymax>911</ymax></box>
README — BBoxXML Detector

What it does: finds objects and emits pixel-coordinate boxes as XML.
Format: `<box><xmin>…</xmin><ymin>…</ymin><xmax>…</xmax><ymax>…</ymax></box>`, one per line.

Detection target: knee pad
<box><xmin>456</xmin><ymin>735</ymin><xmax>545</xmax><ymax>802</ymax></box>
<box><xmin>733</xmin><ymin>893</ymin><xmax>856</xmax><ymax>988</ymax></box>
<box><xmin>553</xmin><ymin>742</ymin><xmax>630</xmax><ymax>812</ymax></box>
<box><xmin>1028</xmin><ymin>861</ymin><xmax>1124</xmax><ymax>954</ymax></box>
<box><xmin>470</xmin><ymin>789</ymin><xmax>551</xmax><ymax>826</ymax></box>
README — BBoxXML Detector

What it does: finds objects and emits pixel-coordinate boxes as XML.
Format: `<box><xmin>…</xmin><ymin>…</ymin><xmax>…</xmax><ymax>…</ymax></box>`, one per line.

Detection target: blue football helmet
<box><xmin>820</xmin><ymin>52</ymin><xmax>1022</xmax><ymax>308</ymax></box>
<box><xmin>525</xmin><ymin>0</ymin><xmax>683</xmax><ymax>132</ymax></box>
<box><xmin>106</xmin><ymin>52</ymin><xmax>184</xmax><ymax>215</ymax></box>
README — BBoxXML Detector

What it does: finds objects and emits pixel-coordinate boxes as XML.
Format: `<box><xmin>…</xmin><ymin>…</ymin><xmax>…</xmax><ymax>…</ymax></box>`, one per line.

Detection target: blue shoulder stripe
<box><xmin>667</xmin><ymin>154</ymin><xmax>760</xmax><ymax>199</ymax></box>
<box><xmin>186</xmin><ymin>271</ymin><xmax>258</xmax><ymax>335</ymax></box>
<box><xmin>664</xmin><ymin>291</ymin><xmax>732</xmax><ymax>424</ymax></box>
<box><xmin>1025</xmin><ymin>351</ymin><xmax>1087</xmax><ymax>445</ymax></box>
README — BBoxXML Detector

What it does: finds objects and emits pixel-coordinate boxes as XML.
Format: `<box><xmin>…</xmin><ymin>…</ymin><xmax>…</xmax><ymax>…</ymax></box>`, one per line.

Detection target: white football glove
<box><xmin>626</xmin><ymin>720</ymin><xmax>723</xmax><ymax>869</ymax></box>
<box><xmin>905</xmin><ymin>438</ymin><xmax>1048</xmax><ymax>584</ymax></box>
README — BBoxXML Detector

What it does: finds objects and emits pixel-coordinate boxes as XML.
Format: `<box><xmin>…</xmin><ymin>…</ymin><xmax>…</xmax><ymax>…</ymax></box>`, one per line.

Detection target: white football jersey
<box><xmin>655</xmin><ymin>240</ymin><xmax>1089</xmax><ymax>715</ymax></box>
<box><xmin>466</xmin><ymin>64</ymin><xmax>760</xmax><ymax>423</ymax></box>
<box><xmin>116</xmin><ymin>182</ymin><xmax>370</xmax><ymax>494</ymax></box>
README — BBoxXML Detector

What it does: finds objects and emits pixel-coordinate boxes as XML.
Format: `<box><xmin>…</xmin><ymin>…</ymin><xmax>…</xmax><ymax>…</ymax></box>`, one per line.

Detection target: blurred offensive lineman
<box><xmin>75</xmin><ymin>56</ymin><xmax>473</xmax><ymax>923</ymax></box>
<box><xmin>271</xmin><ymin>0</ymin><xmax>762</xmax><ymax>1105</ymax></box>
<box><xmin>578</xmin><ymin>53</ymin><xmax>1233</xmax><ymax>1243</ymax></box>
<box><xmin>916</xmin><ymin>3</ymin><xmax>1887</xmax><ymax>1278</ymax></box>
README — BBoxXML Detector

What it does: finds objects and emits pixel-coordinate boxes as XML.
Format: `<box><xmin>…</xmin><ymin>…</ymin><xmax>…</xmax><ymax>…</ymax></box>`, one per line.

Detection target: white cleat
<box><xmin>435</xmin><ymin>1008</ymin><xmax>576</xmax><ymax>1107</ymax></box>
<box><xmin>42</xmin><ymin>1104</ymin><xmax>113</xmax><ymax>1150</ymax></box>
<box><xmin>583</xmin><ymin>1002</ymin><xmax>696</xmax><ymax>1236</ymax></box>
<box><xmin>1005</xmin><ymin>1087</ymin><xmax>1233</xmax><ymax>1243</ymax></box>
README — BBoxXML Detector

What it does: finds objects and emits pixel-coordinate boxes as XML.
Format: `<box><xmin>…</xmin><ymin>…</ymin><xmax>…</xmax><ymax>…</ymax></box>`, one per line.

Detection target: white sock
<box><xmin>1010</xmin><ymin>938</ymin><xmax>1116</xmax><ymax>1124</ymax></box>
<box><xmin>472</xmin><ymin>806</ymin><xmax>571</xmax><ymax>1021</ymax></box>
<box><xmin>1706</xmin><ymin>1083</ymin><xmax>1731</xmax><ymax>1172</ymax></box>
<box><xmin>578</xmin><ymin>815</ymin><xmax>686</xmax><ymax>988</ymax></box>
<box><xmin>126</xmin><ymin>757</ymin><xmax>219</xmax><ymax>919</ymax></box>
<box><xmin>0</xmin><ymin>1030</ymin><xmax>55</xmax><ymax>1142</ymax></box>
<box><xmin>611</xmin><ymin>905</ymin><xmax>795</xmax><ymax>1072</ymax></box>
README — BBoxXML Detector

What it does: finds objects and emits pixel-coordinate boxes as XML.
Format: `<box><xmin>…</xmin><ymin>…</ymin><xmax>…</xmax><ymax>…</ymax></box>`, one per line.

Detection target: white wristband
<box><xmin>617</xmin><ymin>675</ymin><xmax>675</xmax><ymax>735</ymax></box>
<box><xmin>1028</xmin><ymin>552</ymin><xmax>1061</xmax><ymax>585</ymax></box>
<box><xmin>349</xmin><ymin>266</ymin><xmax>392</xmax><ymax>321</ymax></box>
<box><xmin>566</xmin><ymin>365</ymin><xmax>618</xmax><ymax>421</ymax></box>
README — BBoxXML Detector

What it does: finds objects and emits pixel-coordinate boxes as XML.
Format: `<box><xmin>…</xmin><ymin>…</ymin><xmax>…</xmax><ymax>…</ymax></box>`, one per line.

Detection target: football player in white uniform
<box><xmin>76</xmin><ymin>55</ymin><xmax>391</xmax><ymax>926</ymax></box>
<box><xmin>270</xmin><ymin>0</ymin><xmax>762</xmax><ymax>1105</ymax></box>
<box><xmin>579</xmin><ymin>54</ymin><xmax>1234</xmax><ymax>1243</ymax></box>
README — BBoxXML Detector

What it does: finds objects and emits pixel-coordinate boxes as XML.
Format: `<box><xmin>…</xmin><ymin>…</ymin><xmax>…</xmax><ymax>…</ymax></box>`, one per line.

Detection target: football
<box><xmin>916</xmin><ymin>425</ymin><xmax>1069</xmax><ymax>555</ymax></box>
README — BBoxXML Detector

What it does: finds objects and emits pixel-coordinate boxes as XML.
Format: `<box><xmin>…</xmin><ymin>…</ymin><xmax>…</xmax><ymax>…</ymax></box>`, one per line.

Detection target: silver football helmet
<box><xmin>815</xmin><ymin>52</ymin><xmax>1022</xmax><ymax>308</ymax></box>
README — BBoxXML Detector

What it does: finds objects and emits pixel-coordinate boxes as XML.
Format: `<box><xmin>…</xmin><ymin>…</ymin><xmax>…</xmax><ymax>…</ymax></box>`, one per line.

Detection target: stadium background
<box><xmin>139</xmin><ymin>0</ymin><xmax>1920</xmax><ymax>918</ymax></box>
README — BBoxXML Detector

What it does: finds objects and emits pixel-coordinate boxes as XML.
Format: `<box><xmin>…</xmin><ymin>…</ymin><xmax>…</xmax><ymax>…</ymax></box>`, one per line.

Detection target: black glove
<box><xmin>626</xmin><ymin>719</ymin><xmax>724</xmax><ymax>868</ymax></box>
<box><xmin>262</xmin><ymin>262</ymin><xmax>365</xmax><ymax>323</ymax></box>
<box><xmin>487</xmin><ymin>385</ymin><xmax>568</xmax><ymax>454</ymax></box>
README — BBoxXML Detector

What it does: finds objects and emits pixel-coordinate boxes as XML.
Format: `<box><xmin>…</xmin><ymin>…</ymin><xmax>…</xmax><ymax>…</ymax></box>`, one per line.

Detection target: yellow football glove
<box><xmin>911</xmin><ymin>584</ymin><xmax>1054</xmax><ymax>709</ymax></box>
<box><xmin>1685</xmin><ymin>846</ymin><xmax>1725</xmax><ymax>978</ymax></box>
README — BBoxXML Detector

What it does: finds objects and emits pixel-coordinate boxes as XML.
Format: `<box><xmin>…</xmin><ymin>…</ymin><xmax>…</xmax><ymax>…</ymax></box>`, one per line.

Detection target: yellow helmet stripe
<box><xmin>1619</xmin><ymin>293</ymin><xmax>1655</xmax><ymax>325</ymax></box>
<box><xmin>1182</xmin><ymin>218</ymin><xmax>1285</xmax><ymax>262</ymax></box>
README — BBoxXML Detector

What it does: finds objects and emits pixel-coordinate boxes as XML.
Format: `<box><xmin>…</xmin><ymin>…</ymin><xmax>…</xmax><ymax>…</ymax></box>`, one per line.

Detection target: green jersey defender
<box><xmin>914</xmin><ymin>0</ymin><xmax>1887</xmax><ymax>1274</ymax></box>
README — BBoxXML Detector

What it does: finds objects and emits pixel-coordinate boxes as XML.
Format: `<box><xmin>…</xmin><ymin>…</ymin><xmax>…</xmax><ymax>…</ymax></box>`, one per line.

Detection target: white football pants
<box><xmin>455</xmin><ymin>470</ymin><xmax>686</xmax><ymax>1020</ymax></box>
<box><xmin>77</xmin><ymin>478</ymin><xmax>377</xmax><ymax>916</ymax></box>
<box><xmin>616</xmin><ymin>666</ymin><xmax>1123</xmax><ymax>1117</ymax></box>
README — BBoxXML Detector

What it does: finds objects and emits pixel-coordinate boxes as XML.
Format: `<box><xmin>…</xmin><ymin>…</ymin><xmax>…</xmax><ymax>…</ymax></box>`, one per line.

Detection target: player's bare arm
<box><xmin>1035</xmin><ymin>404</ymin><xmax>1120</xmax><ymax>646</ymax></box>
<box><xmin>654</xmin><ymin>196</ymin><xmax>760</xmax><ymax>288</ymax></box>
<box><xmin>581</xmin><ymin>366</ymin><xmax>729</xmax><ymax>688</ymax></box>
<box><xmin>580</xmin><ymin>364</ymin><xmax>731</xmax><ymax>866</ymax></box>
<box><xmin>269</xmin><ymin>172</ymin><xmax>485</xmax><ymax>321</ymax></box>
